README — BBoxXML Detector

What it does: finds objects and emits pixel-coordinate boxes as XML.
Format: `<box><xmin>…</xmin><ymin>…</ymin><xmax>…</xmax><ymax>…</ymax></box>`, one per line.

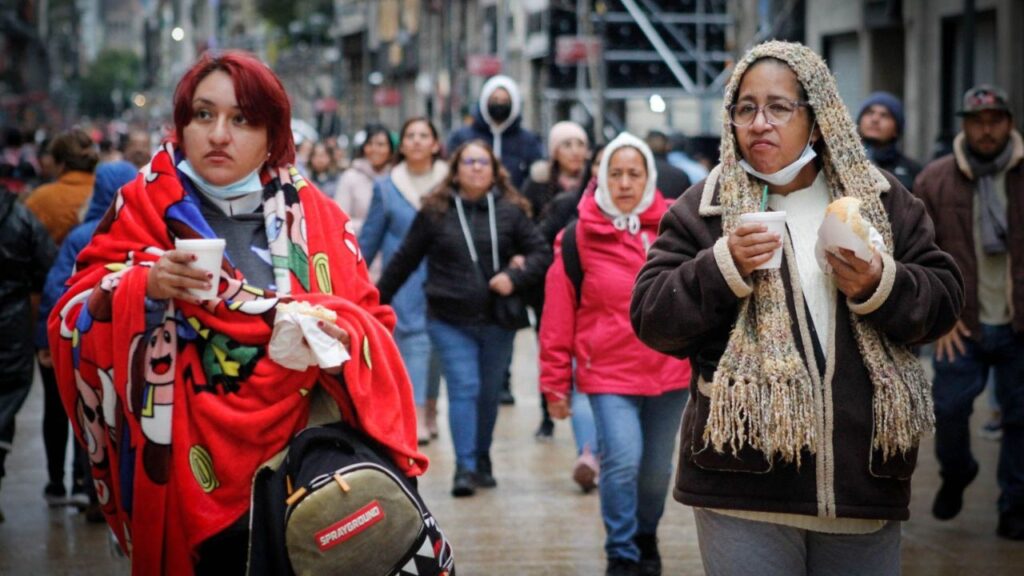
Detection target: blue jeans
<box><xmin>933</xmin><ymin>323</ymin><xmax>1024</xmax><ymax>513</ymax></box>
<box><xmin>428</xmin><ymin>318</ymin><xmax>516</xmax><ymax>472</ymax></box>
<box><xmin>395</xmin><ymin>331</ymin><xmax>431</xmax><ymax>406</ymax></box>
<box><xmin>589</xmin><ymin>389</ymin><xmax>689</xmax><ymax>562</ymax></box>
<box><xmin>571</xmin><ymin>388</ymin><xmax>598</xmax><ymax>455</ymax></box>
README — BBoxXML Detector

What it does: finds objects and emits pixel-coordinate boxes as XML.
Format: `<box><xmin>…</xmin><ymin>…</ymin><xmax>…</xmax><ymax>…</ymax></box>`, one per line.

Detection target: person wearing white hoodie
<box><xmin>447</xmin><ymin>75</ymin><xmax>544</xmax><ymax>189</ymax></box>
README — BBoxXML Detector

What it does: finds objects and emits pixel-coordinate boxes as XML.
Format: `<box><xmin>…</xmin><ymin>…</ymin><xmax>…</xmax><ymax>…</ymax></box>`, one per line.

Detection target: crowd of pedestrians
<box><xmin>0</xmin><ymin>39</ymin><xmax>1020</xmax><ymax>576</ymax></box>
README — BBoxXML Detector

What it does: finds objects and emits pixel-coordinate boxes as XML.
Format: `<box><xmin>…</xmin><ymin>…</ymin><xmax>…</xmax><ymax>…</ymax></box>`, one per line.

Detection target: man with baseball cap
<box><xmin>856</xmin><ymin>91</ymin><xmax>922</xmax><ymax>191</ymax></box>
<box><xmin>914</xmin><ymin>84</ymin><xmax>1024</xmax><ymax>540</ymax></box>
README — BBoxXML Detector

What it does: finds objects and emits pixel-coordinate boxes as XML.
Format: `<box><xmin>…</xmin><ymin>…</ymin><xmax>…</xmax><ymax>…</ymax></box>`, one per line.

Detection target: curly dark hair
<box><xmin>421</xmin><ymin>140</ymin><xmax>531</xmax><ymax>217</ymax></box>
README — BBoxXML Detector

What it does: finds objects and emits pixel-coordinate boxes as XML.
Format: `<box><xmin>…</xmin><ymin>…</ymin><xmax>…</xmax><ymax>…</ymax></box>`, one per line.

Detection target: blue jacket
<box><xmin>447</xmin><ymin>109</ymin><xmax>543</xmax><ymax>189</ymax></box>
<box><xmin>36</xmin><ymin>161</ymin><xmax>137</xmax><ymax>348</ymax></box>
<box><xmin>359</xmin><ymin>175</ymin><xmax>429</xmax><ymax>336</ymax></box>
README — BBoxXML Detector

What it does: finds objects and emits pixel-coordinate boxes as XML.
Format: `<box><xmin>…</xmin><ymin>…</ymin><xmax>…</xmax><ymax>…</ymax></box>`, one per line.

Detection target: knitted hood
<box><xmin>718</xmin><ymin>40</ymin><xmax>889</xmax><ymax>233</ymax></box>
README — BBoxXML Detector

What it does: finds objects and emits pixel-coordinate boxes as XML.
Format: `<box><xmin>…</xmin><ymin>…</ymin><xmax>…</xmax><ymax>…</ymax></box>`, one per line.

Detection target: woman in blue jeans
<box><xmin>378</xmin><ymin>140</ymin><xmax>551</xmax><ymax>496</ymax></box>
<box><xmin>360</xmin><ymin>117</ymin><xmax>449</xmax><ymax>445</ymax></box>
<box><xmin>541</xmin><ymin>133</ymin><xmax>691</xmax><ymax>576</ymax></box>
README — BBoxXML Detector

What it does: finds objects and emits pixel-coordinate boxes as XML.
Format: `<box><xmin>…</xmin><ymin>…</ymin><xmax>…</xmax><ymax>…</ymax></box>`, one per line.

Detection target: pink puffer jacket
<box><xmin>539</xmin><ymin>192</ymin><xmax>690</xmax><ymax>401</ymax></box>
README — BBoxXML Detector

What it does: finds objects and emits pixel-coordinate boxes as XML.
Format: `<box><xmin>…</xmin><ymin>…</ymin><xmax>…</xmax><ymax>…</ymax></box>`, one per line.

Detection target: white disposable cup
<box><xmin>739</xmin><ymin>211</ymin><xmax>787</xmax><ymax>270</ymax></box>
<box><xmin>174</xmin><ymin>238</ymin><xmax>225</xmax><ymax>300</ymax></box>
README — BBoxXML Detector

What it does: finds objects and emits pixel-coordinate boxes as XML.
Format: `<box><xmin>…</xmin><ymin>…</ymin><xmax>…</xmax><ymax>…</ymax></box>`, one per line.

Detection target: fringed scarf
<box><xmin>48</xmin><ymin>143</ymin><xmax>426</xmax><ymax>575</ymax></box>
<box><xmin>705</xmin><ymin>41</ymin><xmax>933</xmax><ymax>467</ymax></box>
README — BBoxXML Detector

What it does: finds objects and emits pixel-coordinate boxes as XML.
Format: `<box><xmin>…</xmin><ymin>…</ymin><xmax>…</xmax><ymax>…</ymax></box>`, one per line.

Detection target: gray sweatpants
<box><xmin>693</xmin><ymin>508</ymin><xmax>901</xmax><ymax>576</ymax></box>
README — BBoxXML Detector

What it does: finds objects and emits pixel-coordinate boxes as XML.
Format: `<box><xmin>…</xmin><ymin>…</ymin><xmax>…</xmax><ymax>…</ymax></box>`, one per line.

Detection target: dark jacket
<box><xmin>867</xmin><ymin>143</ymin><xmax>923</xmax><ymax>192</ymax></box>
<box><xmin>631</xmin><ymin>168</ymin><xmax>963</xmax><ymax>521</ymax></box>
<box><xmin>447</xmin><ymin>110</ymin><xmax>543</xmax><ymax>189</ymax></box>
<box><xmin>913</xmin><ymin>130</ymin><xmax>1024</xmax><ymax>336</ymax></box>
<box><xmin>0</xmin><ymin>188</ymin><xmax>56</xmax><ymax>386</ymax></box>
<box><xmin>377</xmin><ymin>190</ymin><xmax>552</xmax><ymax>327</ymax></box>
<box><xmin>654</xmin><ymin>155</ymin><xmax>692</xmax><ymax>199</ymax></box>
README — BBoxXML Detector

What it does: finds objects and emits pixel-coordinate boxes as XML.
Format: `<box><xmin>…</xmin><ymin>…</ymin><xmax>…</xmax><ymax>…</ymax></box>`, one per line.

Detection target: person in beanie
<box><xmin>521</xmin><ymin>120</ymin><xmax>593</xmax><ymax>443</ymax></box>
<box><xmin>631</xmin><ymin>41</ymin><xmax>962</xmax><ymax>575</ymax></box>
<box><xmin>856</xmin><ymin>91</ymin><xmax>922</xmax><ymax>191</ymax></box>
<box><xmin>447</xmin><ymin>75</ymin><xmax>544</xmax><ymax>189</ymax></box>
<box><xmin>914</xmin><ymin>84</ymin><xmax>1024</xmax><ymax>540</ymax></box>
<box><xmin>523</xmin><ymin>120</ymin><xmax>589</xmax><ymax>219</ymax></box>
<box><xmin>542</xmin><ymin>132</ymin><xmax>690</xmax><ymax>576</ymax></box>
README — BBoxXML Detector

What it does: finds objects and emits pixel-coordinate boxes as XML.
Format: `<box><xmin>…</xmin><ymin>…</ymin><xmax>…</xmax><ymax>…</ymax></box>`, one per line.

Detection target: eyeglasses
<box><xmin>460</xmin><ymin>157</ymin><xmax>491</xmax><ymax>168</ymax></box>
<box><xmin>728</xmin><ymin>100</ymin><xmax>809</xmax><ymax>127</ymax></box>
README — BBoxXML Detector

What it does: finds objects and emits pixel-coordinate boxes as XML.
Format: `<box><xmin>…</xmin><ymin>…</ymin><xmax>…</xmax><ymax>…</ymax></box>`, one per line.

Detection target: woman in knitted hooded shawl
<box><xmin>631</xmin><ymin>41</ymin><xmax>963</xmax><ymax>575</ymax></box>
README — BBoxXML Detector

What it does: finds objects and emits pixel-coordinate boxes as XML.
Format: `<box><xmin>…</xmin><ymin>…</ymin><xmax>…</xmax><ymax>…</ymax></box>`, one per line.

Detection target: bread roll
<box><xmin>825</xmin><ymin>197</ymin><xmax>872</xmax><ymax>246</ymax></box>
<box><xmin>276</xmin><ymin>301</ymin><xmax>337</xmax><ymax>323</ymax></box>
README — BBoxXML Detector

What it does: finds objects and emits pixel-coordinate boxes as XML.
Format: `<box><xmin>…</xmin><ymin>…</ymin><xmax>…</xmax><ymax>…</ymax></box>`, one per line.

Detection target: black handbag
<box><xmin>491</xmin><ymin>294</ymin><xmax>532</xmax><ymax>330</ymax></box>
<box><xmin>454</xmin><ymin>191</ymin><xmax>534</xmax><ymax>330</ymax></box>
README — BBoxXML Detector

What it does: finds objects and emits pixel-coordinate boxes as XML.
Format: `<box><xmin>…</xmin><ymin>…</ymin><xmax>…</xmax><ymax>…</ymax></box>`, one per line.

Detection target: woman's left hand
<box><xmin>489</xmin><ymin>272</ymin><xmax>515</xmax><ymax>296</ymax></box>
<box><xmin>317</xmin><ymin>320</ymin><xmax>351</xmax><ymax>375</ymax></box>
<box><xmin>827</xmin><ymin>248</ymin><xmax>882</xmax><ymax>301</ymax></box>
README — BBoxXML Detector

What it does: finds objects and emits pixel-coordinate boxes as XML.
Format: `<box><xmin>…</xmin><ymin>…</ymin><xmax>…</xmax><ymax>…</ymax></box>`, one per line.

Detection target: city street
<box><xmin>1</xmin><ymin>332</ymin><xmax>1022</xmax><ymax>575</ymax></box>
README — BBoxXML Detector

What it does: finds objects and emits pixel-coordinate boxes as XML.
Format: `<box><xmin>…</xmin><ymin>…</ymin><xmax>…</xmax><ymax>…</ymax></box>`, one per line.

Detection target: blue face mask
<box><xmin>177</xmin><ymin>159</ymin><xmax>265</xmax><ymax>200</ymax></box>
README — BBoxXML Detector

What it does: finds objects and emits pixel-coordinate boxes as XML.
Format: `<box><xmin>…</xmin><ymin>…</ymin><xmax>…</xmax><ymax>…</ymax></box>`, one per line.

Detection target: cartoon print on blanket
<box><xmin>48</xmin><ymin>142</ymin><xmax>425</xmax><ymax>575</ymax></box>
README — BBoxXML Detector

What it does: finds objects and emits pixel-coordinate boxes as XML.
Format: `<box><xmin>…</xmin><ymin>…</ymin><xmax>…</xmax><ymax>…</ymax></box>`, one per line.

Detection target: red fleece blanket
<box><xmin>48</xmin><ymin>144</ymin><xmax>426</xmax><ymax>575</ymax></box>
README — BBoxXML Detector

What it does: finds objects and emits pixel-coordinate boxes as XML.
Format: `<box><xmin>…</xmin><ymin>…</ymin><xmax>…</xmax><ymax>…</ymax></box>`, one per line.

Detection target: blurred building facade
<box><xmin>6</xmin><ymin>0</ymin><xmax>1023</xmax><ymax>161</ymax></box>
<box><xmin>793</xmin><ymin>0</ymin><xmax>1024</xmax><ymax>162</ymax></box>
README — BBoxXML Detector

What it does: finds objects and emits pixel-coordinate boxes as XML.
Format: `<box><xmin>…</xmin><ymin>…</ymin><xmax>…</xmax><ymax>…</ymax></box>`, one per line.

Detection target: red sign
<box><xmin>373</xmin><ymin>87</ymin><xmax>401</xmax><ymax>107</ymax></box>
<box><xmin>555</xmin><ymin>36</ymin><xmax>602</xmax><ymax>66</ymax></box>
<box><xmin>467</xmin><ymin>54</ymin><xmax>503</xmax><ymax>77</ymax></box>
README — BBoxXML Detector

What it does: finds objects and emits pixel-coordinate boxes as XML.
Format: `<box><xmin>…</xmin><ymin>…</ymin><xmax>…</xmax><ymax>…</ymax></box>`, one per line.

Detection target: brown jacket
<box><xmin>24</xmin><ymin>170</ymin><xmax>95</xmax><ymax>245</ymax></box>
<box><xmin>631</xmin><ymin>168</ymin><xmax>963</xmax><ymax>521</ymax></box>
<box><xmin>913</xmin><ymin>130</ymin><xmax>1024</xmax><ymax>335</ymax></box>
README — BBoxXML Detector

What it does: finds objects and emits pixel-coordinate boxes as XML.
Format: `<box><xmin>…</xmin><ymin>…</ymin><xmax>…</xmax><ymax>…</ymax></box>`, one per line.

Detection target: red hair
<box><xmin>172</xmin><ymin>50</ymin><xmax>296</xmax><ymax>166</ymax></box>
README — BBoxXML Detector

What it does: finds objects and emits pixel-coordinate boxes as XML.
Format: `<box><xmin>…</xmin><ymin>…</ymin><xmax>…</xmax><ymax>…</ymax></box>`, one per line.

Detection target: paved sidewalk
<box><xmin>1</xmin><ymin>332</ymin><xmax>1021</xmax><ymax>574</ymax></box>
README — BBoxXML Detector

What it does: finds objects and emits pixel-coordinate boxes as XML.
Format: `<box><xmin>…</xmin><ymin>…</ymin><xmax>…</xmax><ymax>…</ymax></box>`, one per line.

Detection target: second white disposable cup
<box><xmin>174</xmin><ymin>238</ymin><xmax>225</xmax><ymax>300</ymax></box>
<box><xmin>739</xmin><ymin>211</ymin><xmax>787</xmax><ymax>270</ymax></box>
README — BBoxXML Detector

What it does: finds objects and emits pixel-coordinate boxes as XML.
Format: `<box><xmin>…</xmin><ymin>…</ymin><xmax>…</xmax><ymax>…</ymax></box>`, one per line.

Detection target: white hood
<box><xmin>596</xmin><ymin>132</ymin><xmax>658</xmax><ymax>224</ymax></box>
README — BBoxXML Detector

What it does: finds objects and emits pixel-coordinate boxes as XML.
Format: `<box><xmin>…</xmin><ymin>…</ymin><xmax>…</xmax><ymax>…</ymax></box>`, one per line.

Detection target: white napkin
<box><xmin>268</xmin><ymin>311</ymin><xmax>350</xmax><ymax>371</ymax></box>
<box><xmin>815</xmin><ymin>213</ymin><xmax>887</xmax><ymax>274</ymax></box>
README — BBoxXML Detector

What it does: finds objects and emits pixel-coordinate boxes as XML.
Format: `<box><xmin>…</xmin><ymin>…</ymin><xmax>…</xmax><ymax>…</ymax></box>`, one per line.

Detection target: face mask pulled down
<box><xmin>177</xmin><ymin>159</ymin><xmax>265</xmax><ymax>200</ymax></box>
<box><xmin>739</xmin><ymin>122</ymin><xmax>818</xmax><ymax>186</ymax></box>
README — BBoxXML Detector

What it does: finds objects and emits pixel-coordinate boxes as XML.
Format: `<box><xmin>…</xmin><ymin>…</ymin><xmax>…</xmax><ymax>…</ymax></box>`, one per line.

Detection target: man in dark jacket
<box><xmin>646</xmin><ymin>130</ymin><xmax>691</xmax><ymax>199</ymax></box>
<box><xmin>447</xmin><ymin>75</ymin><xmax>544</xmax><ymax>189</ymax></box>
<box><xmin>0</xmin><ymin>183</ymin><xmax>56</xmax><ymax>523</ymax></box>
<box><xmin>914</xmin><ymin>84</ymin><xmax>1024</xmax><ymax>540</ymax></box>
<box><xmin>857</xmin><ymin>91</ymin><xmax>922</xmax><ymax>191</ymax></box>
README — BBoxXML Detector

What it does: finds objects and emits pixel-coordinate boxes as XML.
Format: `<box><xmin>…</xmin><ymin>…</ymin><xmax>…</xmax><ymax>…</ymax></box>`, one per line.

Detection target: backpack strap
<box><xmin>561</xmin><ymin>219</ymin><xmax>583</xmax><ymax>307</ymax></box>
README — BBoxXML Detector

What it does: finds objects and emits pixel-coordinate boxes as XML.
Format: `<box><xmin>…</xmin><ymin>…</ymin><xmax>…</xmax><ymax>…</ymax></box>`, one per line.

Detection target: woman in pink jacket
<box><xmin>540</xmin><ymin>132</ymin><xmax>691</xmax><ymax>576</ymax></box>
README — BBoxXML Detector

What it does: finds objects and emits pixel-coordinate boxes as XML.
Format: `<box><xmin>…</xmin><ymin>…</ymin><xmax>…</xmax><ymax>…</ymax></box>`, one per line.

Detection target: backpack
<box><xmin>249</xmin><ymin>422</ymin><xmax>455</xmax><ymax>576</ymax></box>
<box><xmin>561</xmin><ymin>219</ymin><xmax>584</xmax><ymax>307</ymax></box>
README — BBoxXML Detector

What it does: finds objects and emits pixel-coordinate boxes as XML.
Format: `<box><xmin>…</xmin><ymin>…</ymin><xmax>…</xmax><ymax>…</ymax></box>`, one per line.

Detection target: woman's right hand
<box><xmin>728</xmin><ymin>223</ymin><xmax>782</xmax><ymax>277</ymax></box>
<box><xmin>548</xmin><ymin>398</ymin><xmax>571</xmax><ymax>420</ymax></box>
<box><xmin>146</xmin><ymin>250</ymin><xmax>214</xmax><ymax>302</ymax></box>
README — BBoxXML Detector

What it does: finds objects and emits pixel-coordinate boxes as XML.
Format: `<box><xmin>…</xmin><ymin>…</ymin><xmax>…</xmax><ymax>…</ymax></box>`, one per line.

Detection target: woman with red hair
<box><xmin>47</xmin><ymin>51</ymin><xmax>428</xmax><ymax>575</ymax></box>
